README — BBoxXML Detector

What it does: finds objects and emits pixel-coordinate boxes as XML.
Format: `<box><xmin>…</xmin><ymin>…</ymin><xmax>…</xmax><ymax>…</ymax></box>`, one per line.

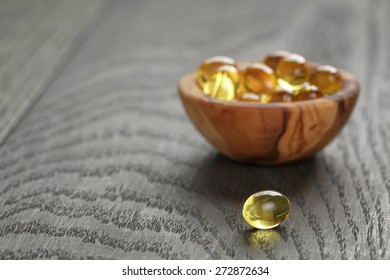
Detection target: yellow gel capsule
<box><xmin>204</xmin><ymin>65</ymin><xmax>239</xmax><ymax>101</ymax></box>
<box><xmin>295</xmin><ymin>83</ymin><xmax>324</xmax><ymax>101</ymax></box>
<box><xmin>237</xmin><ymin>92</ymin><xmax>272</xmax><ymax>104</ymax></box>
<box><xmin>263</xmin><ymin>50</ymin><xmax>291</xmax><ymax>72</ymax></box>
<box><xmin>196</xmin><ymin>56</ymin><xmax>236</xmax><ymax>94</ymax></box>
<box><xmin>236</xmin><ymin>62</ymin><xmax>252</xmax><ymax>96</ymax></box>
<box><xmin>309</xmin><ymin>65</ymin><xmax>342</xmax><ymax>95</ymax></box>
<box><xmin>237</xmin><ymin>92</ymin><xmax>261</xmax><ymax>103</ymax></box>
<box><xmin>242</xmin><ymin>190</ymin><xmax>290</xmax><ymax>229</ymax></box>
<box><xmin>258</xmin><ymin>93</ymin><xmax>272</xmax><ymax>104</ymax></box>
<box><xmin>243</xmin><ymin>63</ymin><xmax>277</xmax><ymax>95</ymax></box>
<box><xmin>276</xmin><ymin>53</ymin><xmax>308</xmax><ymax>92</ymax></box>
<box><xmin>269</xmin><ymin>89</ymin><xmax>294</xmax><ymax>102</ymax></box>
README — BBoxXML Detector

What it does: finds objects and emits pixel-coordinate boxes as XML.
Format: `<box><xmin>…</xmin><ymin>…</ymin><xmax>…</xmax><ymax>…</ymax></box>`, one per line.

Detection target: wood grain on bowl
<box><xmin>178</xmin><ymin>64</ymin><xmax>359</xmax><ymax>165</ymax></box>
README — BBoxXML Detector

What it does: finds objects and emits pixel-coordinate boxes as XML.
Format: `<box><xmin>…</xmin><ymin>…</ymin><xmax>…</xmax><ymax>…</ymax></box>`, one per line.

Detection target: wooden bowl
<box><xmin>177</xmin><ymin>63</ymin><xmax>360</xmax><ymax>165</ymax></box>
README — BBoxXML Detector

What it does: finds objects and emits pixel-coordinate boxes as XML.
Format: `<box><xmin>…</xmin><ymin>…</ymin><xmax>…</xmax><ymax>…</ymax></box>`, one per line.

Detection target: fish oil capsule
<box><xmin>236</xmin><ymin>62</ymin><xmax>252</xmax><ymax>96</ymax></box>
<box><xmin>242</xmin><ymin>190</ymin><xmax>290</xmax><ymax>229</ymax></box>
<box><xmin>276</xmin><ymin>53</ymin><xmax>308</xmax><ymax>92</ymax></box>
<box><xmin>237</xmin><ymin>92</ymin><xmax>261</xmax><ymax>103</ymax></box>
<box><xmin>263</xmin><ymin>50</ymin><xmax>291</xmax><ymax>72</ymax></box>
<box><xmin>269</xmin><ymin>89</ymin><xmax>294</xmax><ymax>102</ymax></box>
<box><xmin>309</xmin><ymin>65</ymin><xmax>342</xmax><ymax>95</ymax></box>
<box><xmin>237</xmin><ymin>92</ymin><xmax>272</xmax><ymax>103</ymax></box>
<box><xmin>196</xmin><ymin>56</ymin><xmax>236</xmax><ymax>94</ymax></box>
<box><xmin>205</xmin><ymin>65</ymin><xmax>239</xmax><ymax>101</ymax></box>
<box><xmin>243</xmin><ymin>63</ymin><xmax>277</xmax><ymax>95</ymax></box>
<box><xmin>295</xmin><ymin>84</ymin><xmax>324</xmax><ymax>101</ymax></box>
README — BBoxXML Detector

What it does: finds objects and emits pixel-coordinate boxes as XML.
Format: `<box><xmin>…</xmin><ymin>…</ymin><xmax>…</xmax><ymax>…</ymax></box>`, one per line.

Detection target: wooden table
<box><xmin>0</xmin><ymin>0</ymin><xmax>388</xmax><ymax>259</ymax></box>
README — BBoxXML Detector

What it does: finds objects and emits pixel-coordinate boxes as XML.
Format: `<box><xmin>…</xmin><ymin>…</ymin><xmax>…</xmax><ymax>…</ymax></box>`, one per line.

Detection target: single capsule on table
<box><xmin>263</xmin><ymin>50</ymin><xmax>291</xmax><ymax>72</ymax></box>
<box><xmin>295</xmin><ymin>83</ymin><xmax>324</xmax><ymax>101</ymax></box>
<box><xmin>205</xmin><ymin>64</ymin><xmax>239</xmax><ymax>101</ymax></box>
<box><xmin>276</xmin><ymin>53</ymin><xmax>308</xmax><ymax>92</ymax></box>
<box><xmin>196</xmin><ymin>56</ymin><xmax>236</xmax><ymax>95</ymax></box>
<box><xmin>242</xmin><ymin>63</ymin><xmax>277</xmax><ymax>103</ymax></box>
<box><xmin>309</xmin><ymin>65</ymin><xmax>342</xmax><ymax>95</ymax></box>
<box><xmin>242</xmin><ymin>190</ymin><xmax>290</xmax><ymax>229</ymax></box>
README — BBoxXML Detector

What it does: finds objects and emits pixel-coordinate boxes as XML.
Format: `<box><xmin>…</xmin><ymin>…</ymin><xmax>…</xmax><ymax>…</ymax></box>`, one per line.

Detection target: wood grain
<box><xmin>0</xmin><ymin>0</ymin><xmax>115</xmax><ymax>145</ymax></box>
<box><xmin>0</xmin><ymin>0</ymin><xmax>389</xmax><ymax>259</ymax></box>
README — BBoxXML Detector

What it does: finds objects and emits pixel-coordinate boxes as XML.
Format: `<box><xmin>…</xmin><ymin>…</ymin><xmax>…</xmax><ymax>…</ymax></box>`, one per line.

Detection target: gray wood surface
<box><xmin>0</xmin><ymin>0</ymin><xmax>114</xmax><ymax>144</ymax></box>
<box><xmin>0</xmin><ymin>0</ymin><xmax>389</xmax><ymax>259</ymax></box>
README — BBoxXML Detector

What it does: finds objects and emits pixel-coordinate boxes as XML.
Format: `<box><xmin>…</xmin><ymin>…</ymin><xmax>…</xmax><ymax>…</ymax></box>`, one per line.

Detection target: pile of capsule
<box><xmin>196</xmin><ymin>50</ymin><xmax>342</xmax><ymax>103</ymax></box>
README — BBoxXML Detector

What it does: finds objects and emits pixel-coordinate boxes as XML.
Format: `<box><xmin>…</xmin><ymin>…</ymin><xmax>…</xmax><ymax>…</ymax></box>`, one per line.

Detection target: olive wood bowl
<box><xmin>177</xmin><ymin>62</ymin><xmax>360</xmax><ymax>165</ymax></box>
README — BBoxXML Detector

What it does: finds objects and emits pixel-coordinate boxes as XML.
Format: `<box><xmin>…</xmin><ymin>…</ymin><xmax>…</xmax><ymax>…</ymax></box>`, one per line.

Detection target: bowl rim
<box><xmin>178</xmin><ymin>62</ymin><xmax>360</xmax><ymax>110</ymax></box>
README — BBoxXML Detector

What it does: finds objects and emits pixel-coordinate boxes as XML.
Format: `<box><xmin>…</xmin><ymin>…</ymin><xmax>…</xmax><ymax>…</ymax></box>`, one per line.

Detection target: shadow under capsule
<box><xmin>190</xmin><ymin>152</ymin><xmax>323</xmax><ymax>200</ymax></box>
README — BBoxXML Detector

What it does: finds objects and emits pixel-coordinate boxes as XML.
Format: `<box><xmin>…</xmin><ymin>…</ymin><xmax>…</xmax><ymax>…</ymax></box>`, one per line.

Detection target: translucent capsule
<box><xmin>309</xmin><ymin>65</ymin><xmax>342</xmax><ymax>95</ymax></box>
<box><xmin>204</xmin><ymin>65</ymin><xmax>239</xmax><ymax>101</ymax></box>
<box><xmin>237</xmin><ymin>92</ymin><xmax>261</xmax><ymax>103</ymax></box>
<box><xmin>243</xmin><ymin>63</ymin><xmax>277</xmax><ymax>95</ymax></box>
<box><xmin>263</xmin><ymin>50</ymin><xmax>291</xmax><ymax>72</ymax></box>
<box><xmin>236</xmin><ymin>62</ymin><xmax>252</xmax><ymax>96</ymax></box>
<box><xmin>196</xmin><ymin>56</ymin><xmax>236</xmax><ymax>94</ymax></box>
<box><xmin>276</xmin><ymin>53</ymin><xmax>308</xmax><ymax>92</ymax></box>
<box><xmin>242</xmin><ymin>190</ymin><xmax>290</xmax><ymax>229</ymax></box>
<box><xmin>259</xmin><ymin>93</ymin><xmax>272</xmax><ymax>104</ymax></box>
<box><xmin>295</xmin><ymin>83</ymin><xmax>324</xmax><ymax>101</ymax></box>
<box><xmin>269</xmin><ymin>89</ymin><xmax>294</xmax><ymax>102</ymax></box>
<box><xmin>237</xmin><ymin>92</ymin><xmax>272</xmax><ymax>104</ymax></box>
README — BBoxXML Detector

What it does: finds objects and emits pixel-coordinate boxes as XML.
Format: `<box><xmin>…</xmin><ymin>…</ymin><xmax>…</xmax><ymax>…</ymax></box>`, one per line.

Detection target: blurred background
<box><xmin>0</xmin><ymin>0</ymin><xmax>388</xmax><ymax>259</ymax></box>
